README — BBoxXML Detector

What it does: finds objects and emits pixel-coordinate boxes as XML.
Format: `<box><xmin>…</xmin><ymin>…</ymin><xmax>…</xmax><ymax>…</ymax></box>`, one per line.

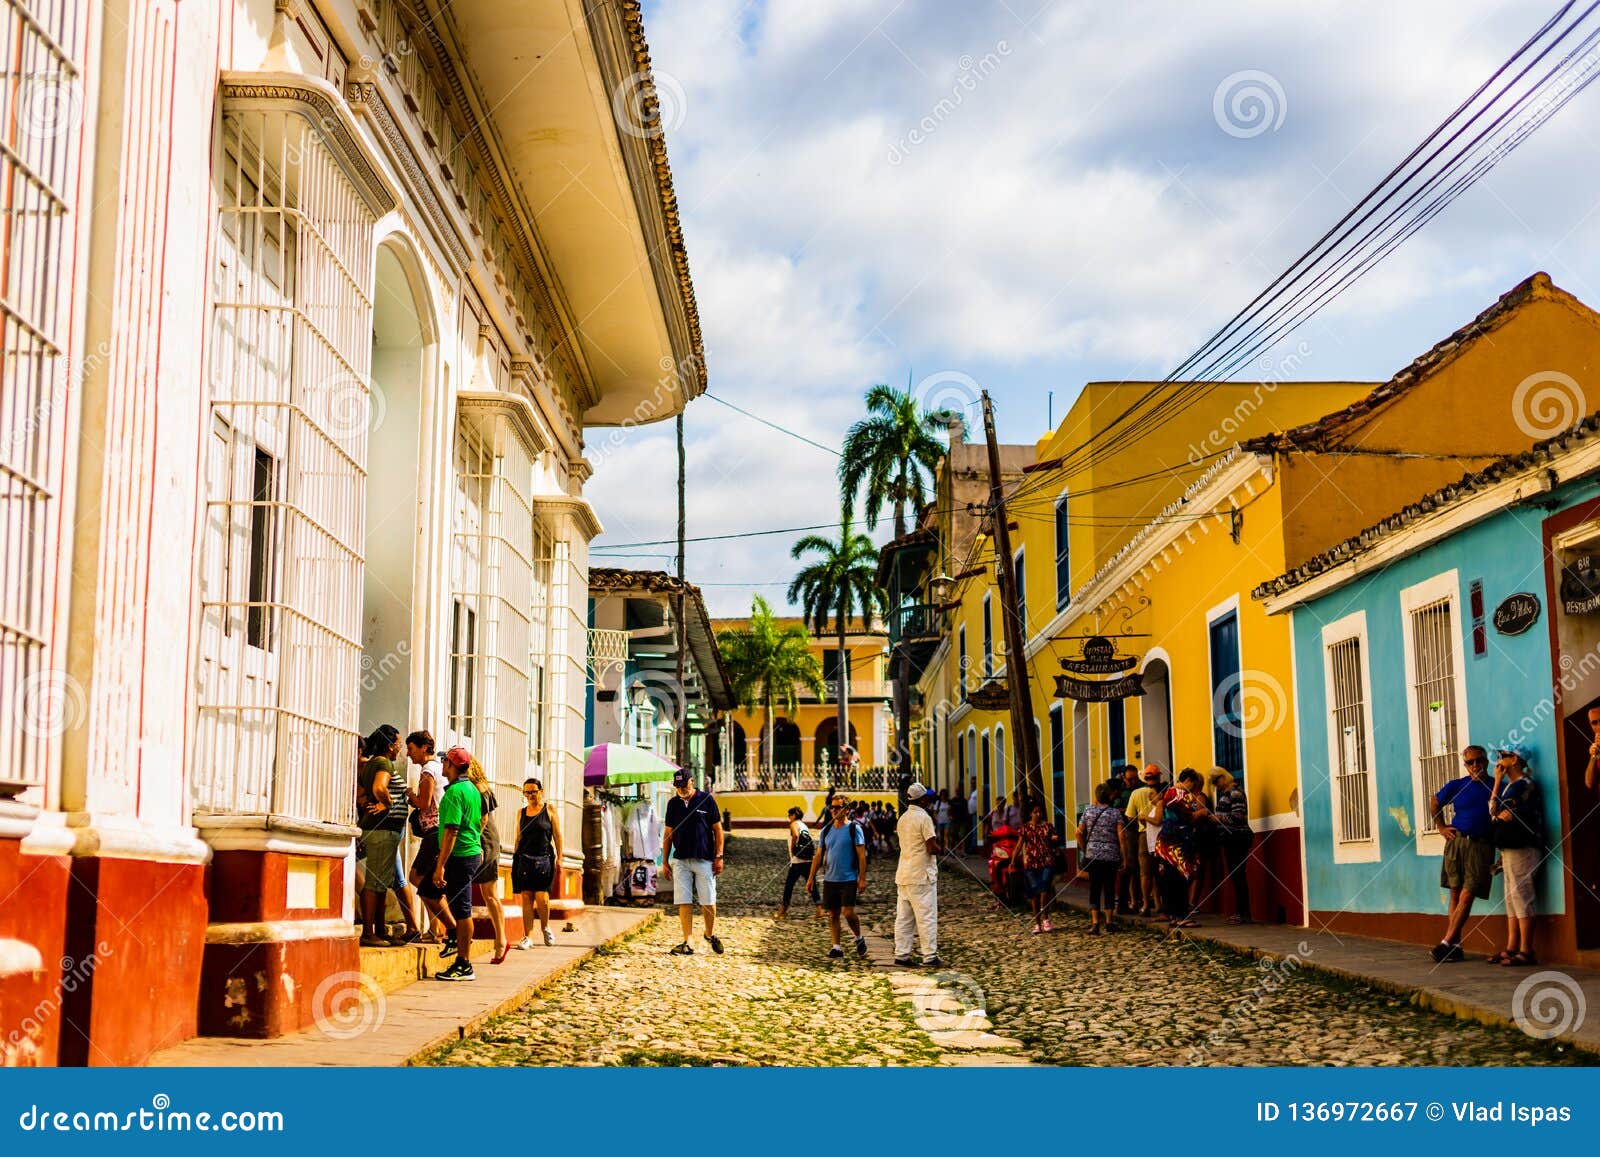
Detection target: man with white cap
<box><xmin>893</xmin><ymin>784</ymin><xmax>943</xmax><ymax>968</ymax></box>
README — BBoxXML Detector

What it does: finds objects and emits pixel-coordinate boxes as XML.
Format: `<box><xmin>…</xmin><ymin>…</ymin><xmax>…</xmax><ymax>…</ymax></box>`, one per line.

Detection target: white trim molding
<box><xmin>1320</xmin><ymin>611</ymin><xmax>1381</xmax><ymax>865</ymax></box>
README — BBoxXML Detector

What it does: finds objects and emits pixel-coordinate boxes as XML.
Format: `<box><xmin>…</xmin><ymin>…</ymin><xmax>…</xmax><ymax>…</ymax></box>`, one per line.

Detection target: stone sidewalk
<box><xmin>1018</xmin><ymin>862</ymin><xmax>1600</xmax><ymax>1056</ymax></box>
<box><xmin>149</xmin><ymin>907</ymin><xmax>658</xmax><ymax>1067</ymax></box>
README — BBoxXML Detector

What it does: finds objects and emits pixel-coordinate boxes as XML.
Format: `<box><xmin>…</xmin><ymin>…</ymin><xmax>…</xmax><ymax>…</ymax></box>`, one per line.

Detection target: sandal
<box><xmin>1172</xmin><ymin>918</ymin><xmax>1200</xmax><ymax>928</ymax></box>
<box><xmin>1506</xmin><ymin>951</ymin><xmax>1538</xmax><ymax>967</ymax></box>
<box><xmin>1486</xmin><ymin>950</ymin><xmax>1514</xmax><ymax>965</ymax></box>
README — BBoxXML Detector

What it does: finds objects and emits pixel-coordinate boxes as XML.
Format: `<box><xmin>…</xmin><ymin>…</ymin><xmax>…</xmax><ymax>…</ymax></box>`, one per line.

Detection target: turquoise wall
<box><xmin>1289</xmin><ymin>487</ymin><xmax>1591</xmax><ymax>918</ymax></box>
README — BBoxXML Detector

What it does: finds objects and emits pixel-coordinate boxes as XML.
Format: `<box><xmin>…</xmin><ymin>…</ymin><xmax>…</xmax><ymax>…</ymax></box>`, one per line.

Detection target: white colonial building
<box><xmin>0</xmin><ymin>0</ymin><xmax>702</xmax><ymax>1064</ymax></box>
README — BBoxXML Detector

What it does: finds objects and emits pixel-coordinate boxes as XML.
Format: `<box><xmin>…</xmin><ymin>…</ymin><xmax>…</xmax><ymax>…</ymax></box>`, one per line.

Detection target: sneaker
<box><xmin>893</xmin><ymin>956</ymin><xmax>916</xmax><ymax>966</ymax></box>
<box><xmin>438</xmin><ymin>940</ymin><xmax>456</xmax><ymax>959</ymax></box>
<box><xmin>1031</xmin><ymin>924</ymin><xmax>1041</xmax><ymax>935</ymax></box>
<box><xmin>922</xmin><ymin>956</ymin><xmax>944</xmax><ymax>969</ymax></box>
<box><xmin>516</xmin><ymin>936</ymin><xmax>534</xmax><ymax>951</ymax></box>
<box><xmin>435</xmin><ymin>959</ymin><xmax>475</xmax><ymax>982</ymax></box>
<box><xmin>827</xmin><ymin>945</ymin><xmax>844</xmax><ymax>959</ymax></box>
<box><xmin>1041</xmin><ymin>919</ymin><xmax>1053</xmax><ymax>932</ymax></box>
<box><xmin>543</xmin><ymin>929</ymin><xmax>556</xmax><ymax>947</ymax></box>
<box><xmin>855</xmin><ymin>936</ymin><xmax>868</xmax><ymax>958</ymax></box>
<box><xmin>1429</xmin><ymin>941</ymin><xmax>1452</xmax><ymax>963</ymax></box>
<box><xmin>1441</xmin><ymin>943</ymin><xmax>1466</xmax><ymax>963</ymax></box>
<box><xmin>669</xmin><ymin>941</ymin><xmax>694</xmax><ymax>956</ymax></box>
<box><xmin>708</xmin><ymin>935</ymin><xmax>724</xmax><ymax>955</ymax></box>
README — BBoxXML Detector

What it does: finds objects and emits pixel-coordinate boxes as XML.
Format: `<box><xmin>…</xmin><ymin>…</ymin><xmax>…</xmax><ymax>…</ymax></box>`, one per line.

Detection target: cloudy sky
<box><xmin>585</xmin><ymin>0</ymin><xmax>1600</xmax><ymax>615</ymax></box>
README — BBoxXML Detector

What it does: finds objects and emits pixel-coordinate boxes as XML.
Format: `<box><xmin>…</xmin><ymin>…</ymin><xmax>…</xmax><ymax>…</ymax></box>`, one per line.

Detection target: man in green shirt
<box><xmin>432</xmin><ymin>747</ymin><xmax>484</xmax><ymax>981</ymax></box>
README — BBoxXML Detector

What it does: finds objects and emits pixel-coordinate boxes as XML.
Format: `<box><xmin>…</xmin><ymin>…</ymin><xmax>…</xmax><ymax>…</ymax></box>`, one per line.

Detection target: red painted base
<box><xmin>58</xmin><ymin>856</ymin><xmax>208</xmax><ymax>1066</ymax></box>
<box><xmin>198</xmin><ymin>935</ymin><xmax>360</xmax><ymax>1039</ymax></box>
<box><xmin>0</xmin><ymin>837</ymin><xmax>70</xmax><ymax>1066</ymax></box>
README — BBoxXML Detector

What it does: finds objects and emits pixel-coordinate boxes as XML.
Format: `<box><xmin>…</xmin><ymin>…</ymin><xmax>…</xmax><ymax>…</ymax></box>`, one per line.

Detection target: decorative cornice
<box><xmin>535</xmin><ymin>495</ymin><xmax>605</xmax><ymax>541</ymax></box>
<box><xmin>344</xmin><ymin>79</ymin><xmax>472</xmax><ymax>270</ymax></box>
<box><xmin>457</xmin><ymin>388</ymin><xmax>551</xmax><ymax>457</ymax></box>
<box><xmin>218</xmin><ymin>72</ymin><xmax>398</xmax><ymax>217</ymax></box>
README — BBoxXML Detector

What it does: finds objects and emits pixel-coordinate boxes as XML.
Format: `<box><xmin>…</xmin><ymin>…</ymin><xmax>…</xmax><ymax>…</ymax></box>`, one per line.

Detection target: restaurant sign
<box><xmin>1059</xmin><ymin>635</ymin><xmax>1138</xmax><ymax>676</ymax></box>
<box><xmin>967</xmin><ymin>680</ymin><xmax>1011</xmax><ymax>711</ymax></box>
<box><xmin>1492</xmin><ymin>592</ymin><xmax>1541</xmax><ymax>636</ymax></box>
<box><xmin>1054</xmin><ymin>672</ymin><xmax>1145</xmax><ymax>702</ymax></box>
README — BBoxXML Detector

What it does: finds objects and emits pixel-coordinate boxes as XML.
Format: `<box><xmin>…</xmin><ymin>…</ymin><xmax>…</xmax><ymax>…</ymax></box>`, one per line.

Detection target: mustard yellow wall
<box><xmin>720</xmin><ymin>790</ymin><xmax>897</xmax><ymax>823</ymax></box>
<box><xmin>724</xmin><ymin>702</ymin><xmax>885</xmax><ymax>764</ymax></box>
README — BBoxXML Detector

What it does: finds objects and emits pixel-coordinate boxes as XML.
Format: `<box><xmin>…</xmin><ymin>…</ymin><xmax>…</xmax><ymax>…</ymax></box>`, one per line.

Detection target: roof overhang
<box><xmin>440</xmin><ymin>0</ymin><xmax>704</xmax><ymax>426</ymax></box>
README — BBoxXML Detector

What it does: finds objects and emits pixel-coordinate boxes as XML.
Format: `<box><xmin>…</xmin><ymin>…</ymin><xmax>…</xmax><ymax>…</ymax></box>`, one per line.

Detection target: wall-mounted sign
<box><xmin>1054</xmin><ymin>672</ymin><xmax>1145</xmax><ymax>702</ymax></box>
<box><xmin>1059</xmin><ymin>635</ymin><xmax>1138</xmax><ymax>676</ymax></box>
<box><xmin>967</xmin><ymin>680</ymin><xmax>1011</xmax><ymax>711</ymax></box>
<box><xmin>1562</xmin><ymin>556</ymin><xmax>1600</xmax><ymax>615</ymax></box>
<box><xmin>1492</xmin><ymin>592</ymin><xmax>1541</xmax><ymax>636</ymax></box>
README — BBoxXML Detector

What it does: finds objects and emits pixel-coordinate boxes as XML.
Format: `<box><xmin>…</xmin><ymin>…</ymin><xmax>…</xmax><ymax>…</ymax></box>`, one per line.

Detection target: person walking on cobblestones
<box><xmin>807</xmin><ymin>794</ymin><xmax>869</xmax><ymax>958</ymax></box>
<box><xmin>512</xmin><ymin>777</ymin><xmax>562</xmax><ymax>949</ymax></box>
<box><xmin>1077</xmin><ymin>782</ymin><xmax>1124</xmax><ymax>935</ymax></box>
<box><xmin>1012</xmin><ymin>801</ymin><xmax>1057</xmax><ymax>933</ymax></box>
<box><xmin>893</xmin><ymin>783</ymin><xmax>942</xmax><ymax>967</ymax></box>
<box><xmin>1430</xmin><ymin>746</ymin><xmax>1496</xmax><ymax>963</ymax></box>
<box><xmin>777</xmin><ymin>806</ymin><xmax>815</xmax><ymax>918</ymax></box>
<box><xmin>661</xmin><ymin>768</ymin><xmax>725</xmax><ymax>957</ymax></box>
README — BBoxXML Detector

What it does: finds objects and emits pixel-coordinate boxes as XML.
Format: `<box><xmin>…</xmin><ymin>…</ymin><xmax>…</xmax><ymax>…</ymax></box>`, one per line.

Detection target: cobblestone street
<box><xmin>431</xmin><ymin>834</ymin><xmax>1583</xmax><ymax>1067</ymax></box>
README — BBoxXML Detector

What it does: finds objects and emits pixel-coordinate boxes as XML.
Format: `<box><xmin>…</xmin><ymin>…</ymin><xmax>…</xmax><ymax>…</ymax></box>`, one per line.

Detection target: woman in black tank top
<box><xmin>512</xmin><ymin>778</ymin><xmax>564</xmax><ymax>948</ymax></box>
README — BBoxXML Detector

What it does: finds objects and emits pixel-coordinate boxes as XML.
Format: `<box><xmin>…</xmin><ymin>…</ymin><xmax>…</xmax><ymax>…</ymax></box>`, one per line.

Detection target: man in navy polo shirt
<box><xmin>661</xmin><ymin>768</ymin><xmax>724</xmax><ymax>957</ymax></box>
<box><xmin>1430</xmin><ymin>744</ymin><xmax>1496</xmax><ymax>962</ymax></box>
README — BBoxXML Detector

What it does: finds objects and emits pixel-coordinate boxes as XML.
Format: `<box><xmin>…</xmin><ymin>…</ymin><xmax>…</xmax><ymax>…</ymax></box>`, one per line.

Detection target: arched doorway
<box><xmin>813</xmin><ymin>717</ymin><xmax>859</xmax><ymax>771</ymax></box>
<box><xmin>1141</xmin><ymin>655</ymin><xmax>1174</xmax><ymax>776</ymax></box>
<box><xmin>772</xmin><ymin>718</ymin><xmax>801</xmax><ymax>767</ymax></box>
<box><xmin>360</xmin><ymin>241</ymin><xmax>435</xmax><ymax>736</ymax></box>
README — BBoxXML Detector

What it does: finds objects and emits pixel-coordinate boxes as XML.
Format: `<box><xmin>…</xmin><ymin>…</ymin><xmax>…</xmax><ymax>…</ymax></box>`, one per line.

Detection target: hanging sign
<box><xmin>1059</xmin><ymin>635</ymin><xmax>1138</xmax><ymax>676</ymax></box>
<box><xmin>1561</xmin><ymin>556</ymin><xmax>1600</xmax><ymax>615</ymax></box>
<box><xmin>967</xmin><ymin>680</ymin><xmax>1011</xmax><ymax>710</ymax></box>
<box><xmin>1054</xmin><ymin>672</ymin><xmax>1145</xmax><ymax>702</ymax></box>
<box><xmin>1492</xmin><ymin>592</ymin><xmax>1541</xmax><ymax>636</ymax></box>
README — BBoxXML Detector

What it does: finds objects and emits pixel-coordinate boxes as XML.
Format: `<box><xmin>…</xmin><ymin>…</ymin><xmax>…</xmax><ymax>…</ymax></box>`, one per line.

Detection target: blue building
<box><xmin>1255</xmin><ymin>418</ymin><xmax>1600</xmax><ymax>966</ymax></box>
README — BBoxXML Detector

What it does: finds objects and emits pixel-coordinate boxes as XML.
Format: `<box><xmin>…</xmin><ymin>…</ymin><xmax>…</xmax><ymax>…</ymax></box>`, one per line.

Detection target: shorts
<box><xmin>821</xmin><ymin>879</ymin><xmax>859</xmax><ymax>913</ymax></box>
<box><xmin>443</xmin><ymin>853</ymin><xmax>481</xmax><ymax>920</ymax></box>
<box><xmin>1500</xmin><ymin>846</ymin><xmax>1539</xmax><ymax>918</ymax></box>
<box><xmin>1441</xmin><ymin>835</ymin><xmax>1495</xmax><ymax>900</ymax></box>
<box><xmin>1023</xmin><ymin>866</ymin><xmax>1054</xmax><ymax>897</ymax></box>
<box><xmin>672</xmin><ymin>858</ymin><xmax>716</xmax><ymax>907</ymax></box>
<box><xmin>412</xmin><ymin>836</ymin><xmax>442</xmax><ymax>899</ymax></box>
<box><xmin>361</xmin><ymin>829</ymin><xmax>402</xmax><ymax>893</ymax></box>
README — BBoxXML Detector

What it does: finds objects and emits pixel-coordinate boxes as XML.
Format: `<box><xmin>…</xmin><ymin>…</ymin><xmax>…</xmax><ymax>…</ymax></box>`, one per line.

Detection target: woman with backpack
<box><xmin>777</xmin><ymin>806</ymin><xmax>817</xmax><ymax>918</ymax></box>
<box><xmin>1077</xmin><ymin>781</ymin><xmax>1125</xmax><ymax>935</ymax></box>
<box><xmin>1488</xmin><ymin>745</ymin><xmax>1544</xmax><ymax>966</ymax></box>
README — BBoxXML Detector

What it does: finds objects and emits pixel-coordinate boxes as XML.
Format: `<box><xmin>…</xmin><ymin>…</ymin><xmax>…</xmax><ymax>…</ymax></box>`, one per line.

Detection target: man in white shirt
<box><xmin>966</xmin><ymin>786</ymin><xmax>980</xmax><ymax>852</ymax></box>
<box><xmin>893</xmin><ymin>783</ymin><xmax>942</xmax><ymax>968</ymax></box>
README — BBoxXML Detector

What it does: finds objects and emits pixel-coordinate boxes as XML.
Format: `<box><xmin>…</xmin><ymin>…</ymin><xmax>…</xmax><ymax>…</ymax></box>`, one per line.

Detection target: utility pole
<box><xmin>980</xmin><ymin>391</ymin><xmax>1043</xmax><ymax>804</ymax></box>
<box><xmin>675</xmin><ymin>412</ymin><xmax>688</xmax><ymax>773</ymax></box>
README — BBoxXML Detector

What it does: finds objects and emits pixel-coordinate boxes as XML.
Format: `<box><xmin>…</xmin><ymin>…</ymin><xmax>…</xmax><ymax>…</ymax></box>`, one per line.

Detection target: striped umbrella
<box><xmin>582</xmin><ymin>743</ymin><xmax>679</xmax><ymax>787</ymax></box>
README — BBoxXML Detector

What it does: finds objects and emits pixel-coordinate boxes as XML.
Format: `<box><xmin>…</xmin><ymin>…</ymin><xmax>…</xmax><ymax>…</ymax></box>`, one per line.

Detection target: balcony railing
<box><xmin>717</xmin><ymin>762</ymin><xmax>902</xmax><ymax>793</ymax></box>
<box><xmin>816</xmin><ymin>678</ymin><xmax>889</xmax><ymax>700</ymax></box>
<box><xmin>893</xmin><ymin>603</ymin><xmax>940</xmax><ymax>643</ymax></box>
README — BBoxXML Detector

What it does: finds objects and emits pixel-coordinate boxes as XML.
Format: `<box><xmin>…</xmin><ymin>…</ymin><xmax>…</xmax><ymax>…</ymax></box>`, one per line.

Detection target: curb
<box><xmin>404</xmin><ymin>910</ymin><xmax>662</xmax><ymax>1065</ymax></box>
<box><xmin>1042</xmin><ymin>882</ymin><xmax>1600</xmax><ymax>1059</ymax></box>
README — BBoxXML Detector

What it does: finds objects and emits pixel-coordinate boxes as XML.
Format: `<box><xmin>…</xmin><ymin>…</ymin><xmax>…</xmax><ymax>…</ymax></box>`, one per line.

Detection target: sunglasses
<box><xmin>830</xmin><ymin>803</ymin><xmax>847</xmax><ymax>810</ymax></box>
<box><xmin>1464</xmin><ymin>757</ymin><xmax>1488</xmax><ymax>766</ymax></box>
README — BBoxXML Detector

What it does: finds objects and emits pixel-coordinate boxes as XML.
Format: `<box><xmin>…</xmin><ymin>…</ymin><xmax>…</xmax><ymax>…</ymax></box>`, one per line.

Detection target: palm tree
<box><xmin>838</xmin><ymin>382</ymin><xmax>949</xmax><ymax>537</ymax></box>
<box><xmin>716</xmin><ymin>595</ymin><xmax>825</xmax><ymax>785</ymax></box>
<box><xmin>788</xmin><ymin>515</ymin><xmax>883</xmax><ymax>776</ymax></box>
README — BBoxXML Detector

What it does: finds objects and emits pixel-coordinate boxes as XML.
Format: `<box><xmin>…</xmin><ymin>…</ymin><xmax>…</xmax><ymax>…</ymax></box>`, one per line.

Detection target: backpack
<box><xmin>792</xmin><ymin>822</ymin><xmax>816</xmax><ymax>861</ymax></box>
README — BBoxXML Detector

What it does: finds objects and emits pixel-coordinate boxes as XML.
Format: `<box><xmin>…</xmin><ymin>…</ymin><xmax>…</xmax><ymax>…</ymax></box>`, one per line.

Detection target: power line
<box><xmin>702</xmin><ymin>391</ymin><xmax>842</xmax><ymax>456</ymax></box>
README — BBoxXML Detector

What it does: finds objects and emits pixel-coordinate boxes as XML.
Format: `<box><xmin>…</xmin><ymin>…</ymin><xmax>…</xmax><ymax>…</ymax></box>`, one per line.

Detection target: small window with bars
<box><xmin>1326</xmin><ymin>635</ymin><xmax>1373</xmax><ymax>843</ymax></box>
<box><xmin>1408</xmin><ymin>595</ymin><xmax>1461</xmax><ymax>822</ymax></box>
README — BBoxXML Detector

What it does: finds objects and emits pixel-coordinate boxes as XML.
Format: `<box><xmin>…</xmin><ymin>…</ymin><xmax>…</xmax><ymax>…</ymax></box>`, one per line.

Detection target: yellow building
<box><xmin>912</xmin><ymin>272</ymin><xmax>1600</xmax><ymax>925</ymax></box>
<box><xmin>709</xmin><ymin>617</ymin><xmax>897</xmax><ymax>823</ymax></box>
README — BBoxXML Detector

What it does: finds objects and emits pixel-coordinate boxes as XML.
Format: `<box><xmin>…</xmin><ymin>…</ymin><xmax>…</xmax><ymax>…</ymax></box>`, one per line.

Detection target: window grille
<box><xmin>451</xmin><ymin>401</ymin><xmax>537</xmax><ymax>849</ymax></box>
<box><xmin>1327</xmin><ymin>636</ymin><xmax>1372</xmax><ymax>843</ymax></box>
<box><xmin>1409</xmin><ymin>598</ymin><xmax>1460</xmax><ymax>817</ymax></box>
<box><xmin>0</xmin><ymin>0</ymin><xmax>87</xmax><ymax>792</ymax></box>
<box><xmin>193</xmin><ymin>103</ymin><xmax>377</xmax><ymax>827</ymax></box>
